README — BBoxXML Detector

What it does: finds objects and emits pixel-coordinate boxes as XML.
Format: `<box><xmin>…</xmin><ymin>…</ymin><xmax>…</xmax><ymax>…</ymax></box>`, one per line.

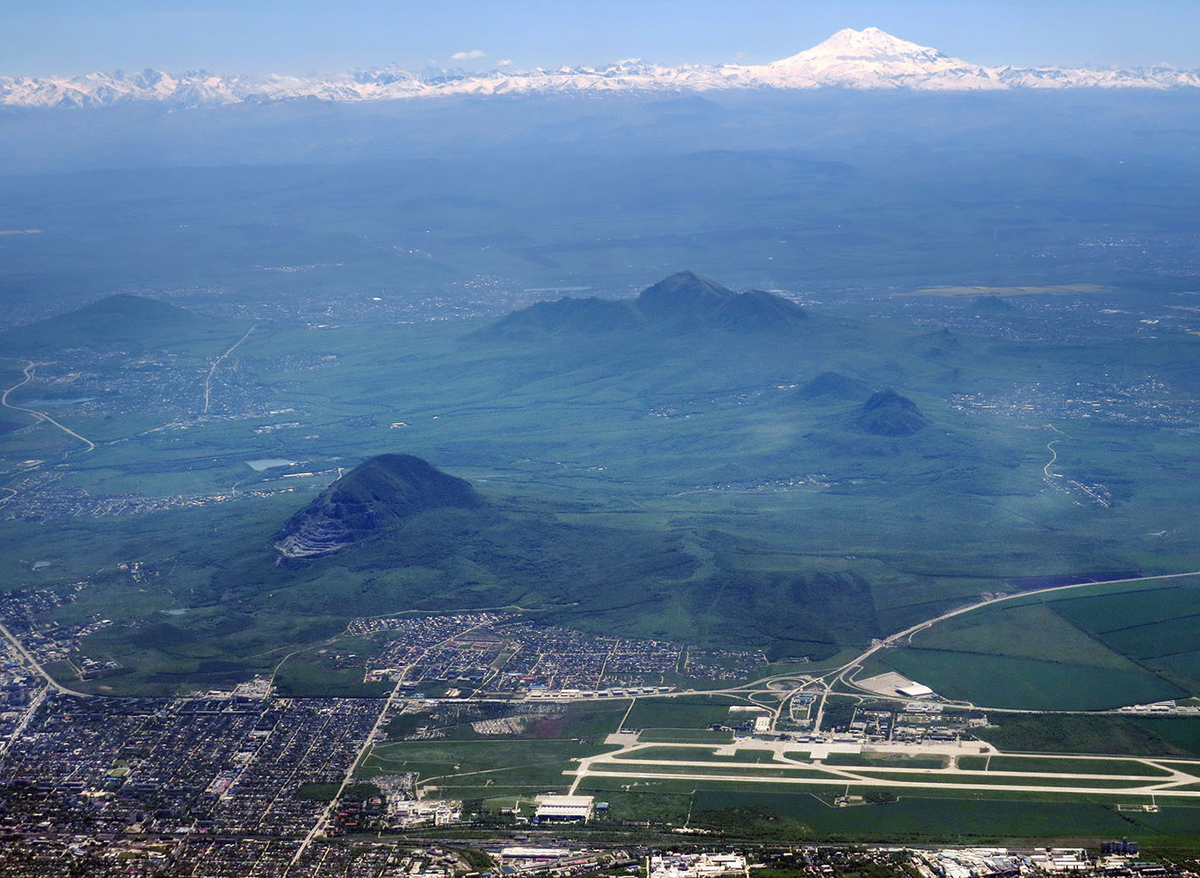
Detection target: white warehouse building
<box><xmin>534</xmin><ymin>794</ymin><xmax>594</xmax><ymax>822</ymax></box>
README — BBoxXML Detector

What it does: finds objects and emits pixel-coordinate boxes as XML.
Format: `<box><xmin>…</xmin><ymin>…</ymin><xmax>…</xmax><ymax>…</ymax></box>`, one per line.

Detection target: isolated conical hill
<box><xmin>636</xmin><ymin>270</ymin><xmax>737</xmax><ymax>320</ymax></box>
<box><xmin>275</xmin><ymin>454</ymin><xmax>482</xmax><ymax>559</ymax></box>
<box><xmin>852</xmin><ymin>388</ymin><xmax>927</xmax><ymax>436</ymax></box>
<box><xmin>0</xmin><ymin>294</ymin><xmax>240</xmax><ymax>353</ymax></box>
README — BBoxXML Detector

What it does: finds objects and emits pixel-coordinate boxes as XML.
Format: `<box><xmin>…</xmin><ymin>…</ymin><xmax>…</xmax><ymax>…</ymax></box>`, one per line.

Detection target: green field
<box><xmin>358</xmin><ymin>738</ymin><xmax>601</xmax><ymax>791</ymax></box>
<box><xmin>968</xmin><ymin>755</ymin><xmax>1178</xmax><ymax>777</ymax></box>
<box><xmin>687</xmin><ymin>790</ymin><xmax>1200</xmax><ymax>844</ymax></box>
<box><xmin>976</xmin><ymin>714</ymin><xmax>1200</xmax><ymax>757</ymax></box>
<box><xmin>874</xmin><ymin>576</ymin><xmax>1200</xmax><ymax>710</ymax></box>
<box><xmin>624</xmin><ymin>695</ymin><xmax>749</xmax><ymax>730</ymax></box>
<box><xmin>357</xmin><ymin>699</ymin><xmax>631</xmax><ymax>799</ymax></box>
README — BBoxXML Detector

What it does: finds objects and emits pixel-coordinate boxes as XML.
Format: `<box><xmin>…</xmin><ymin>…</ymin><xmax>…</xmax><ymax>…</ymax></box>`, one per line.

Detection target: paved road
<box><xmin>1</xmin><ymin>360</ymin><xmax>95</xmax><ymax>452</ymax></box>
<box><xmin>1043</xmin><ymin>422</ymin><xmax>1067</xmax><ymax>478</ymax></box>
<box><xmin>0</xmin><ymin>686</ymin><xmax>48</xmax><ymax>757</ymax></box>
<box><xmin>0</xmin><ymin>620</ymin><xmax>90</xmax><ymax>697</ymax></box>
<box><xmin>203</xmin><ymin>324</ymin><xmax>256</xmax><ymax>414</ymax></box>
<box><xmin>286</xmin><ymin>619</ymin><xmax>494</xmax><ymax>871</ymax></box>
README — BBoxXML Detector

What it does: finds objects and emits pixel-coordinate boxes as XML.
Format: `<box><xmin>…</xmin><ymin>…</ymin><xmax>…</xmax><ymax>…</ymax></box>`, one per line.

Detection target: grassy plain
<box><xmin>687</xmin><ymin>790</ymin><xmax>1200</xmax><ymax>845</ymax></box>
<box><xmin>624</xmin><ymin>695</ymin><xmax>748</xmax><ymax>730</ymax></box>
<box><xmin>967</xmin><ymin>755</ymin><xmax>1177</xmax><ymax>777</ymax></box>
<box><xmin>875</xmin><ymin>575</ymin><xmax>1200</xmax><ymax>710</ymax></box>
<box><xmin>975</xmin><ymin>714</ymin><xmax>1200</xmax><ymax>757</ymax></box>
<box><xmin>358</xmin><ymin>738</ymin><xmax>598</xmax><ymax>788</ymax></box>
<box><xmin>2</xmin><ymin>281</ymin><xmax>1200</xmax><ymax>703</ymax></box>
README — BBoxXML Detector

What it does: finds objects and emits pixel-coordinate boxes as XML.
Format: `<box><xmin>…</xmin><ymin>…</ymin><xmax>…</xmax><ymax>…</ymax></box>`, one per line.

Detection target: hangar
<box><xmin>534</xmin><ymin>794</ymin><xmax>594</xmax><ymax>822</ymax></box>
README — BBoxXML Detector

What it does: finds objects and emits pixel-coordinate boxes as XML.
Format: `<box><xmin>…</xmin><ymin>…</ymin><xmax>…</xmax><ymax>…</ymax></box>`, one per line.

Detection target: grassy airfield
<box><xmin>354</xmin><ymin>694</ymin><xmax>1200</xmax><ymax>846</ymax></box>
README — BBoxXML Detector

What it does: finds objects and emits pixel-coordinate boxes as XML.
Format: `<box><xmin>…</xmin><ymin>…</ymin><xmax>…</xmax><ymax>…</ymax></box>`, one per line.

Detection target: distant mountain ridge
<box><xmin>0</xmin><ymin>294</ymin><xmax>242</xmax><ymax>353</ymax></box>
<box><xmin>488</xmin><ymin>271</ymin><xmax>808</xmax><ymax>336</ymax></box>
<box><xmin>5</xmin><ymin>27</ymin><xmax>1198</xmax><ymax>108</ymax></box>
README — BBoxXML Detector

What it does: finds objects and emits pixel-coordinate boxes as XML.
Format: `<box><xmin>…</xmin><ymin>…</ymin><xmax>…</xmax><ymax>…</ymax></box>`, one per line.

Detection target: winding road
<box><xmin>1043</xmin><ymin>422</ymin><xmax>1067</xmax><ymax>479</ymax></box>
<box><xmin>1</xmin><ymin>360</ymin><xmax>96</xmax><ymax>452</ymax></box>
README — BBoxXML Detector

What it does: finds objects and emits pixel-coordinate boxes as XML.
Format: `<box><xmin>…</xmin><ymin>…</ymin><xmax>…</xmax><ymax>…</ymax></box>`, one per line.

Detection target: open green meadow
<box><xmin>624</xmin><ymin>695</ymin><xmax>750</xmax><ymax>730</ymax></box>
<box><xmin>573</xmin><ymin>775</ymin><xmax>1200</xmax><ymax>844</ymax></box>
<box><xmin>872</xmin><ymin>574</ymin><xmax>1200</xmax><ymax>710</ymax></box>
<box><xmin>688</xmin><ymin>790</ymin><xmax>1200</xmax><ymax>845</ymax></box>
<box><xmin>358</xmin><ymin>737</ymin><xmax>604</xmax><ymax>790</ymax></box>
<box><xmin>975</xmin><ymin>713</ymin><xmax>1200</xmax><ymax>757</ymax></box>
<box><xmin>959</xmin><ymin>755</ymin><xmax>1177</xmax><ymax>776</ymax></box>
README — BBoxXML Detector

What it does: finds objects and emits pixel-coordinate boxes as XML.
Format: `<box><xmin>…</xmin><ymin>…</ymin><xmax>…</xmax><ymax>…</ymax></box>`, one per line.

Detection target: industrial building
<box><xmin>534</xmin><ymin>794</ymin><xmax>594</xmax><ymax>823</ymax></box>
<box><xmin>499</xmin><ymin>847</ymin><xmax>570</xmax><ymax>863</ymax></box>
<box><xmin>649</xmin><ymin>852</ymin><xmax>748</xmax><ymax>878</ymax></box>
<box><xmin>896</xmin><ymin>681</ymin><xmax>935</xmax><ymax>698</ymax></box>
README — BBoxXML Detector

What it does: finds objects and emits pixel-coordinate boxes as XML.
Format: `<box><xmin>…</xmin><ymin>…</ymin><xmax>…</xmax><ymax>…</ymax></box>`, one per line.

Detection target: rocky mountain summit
<box><xmin>489</xmin><ymin>271</ymin><xmax>807</xmax><ymax>336</ymax></box>
<box><xmin>852</xmin><ymin>389</ymin><xmax>928</xmax><ymax>437</ymax></box>
<box><xmin>275</xmin><ymin>454</ymin><xmax>481</xmax><ymax>559</ymax></box>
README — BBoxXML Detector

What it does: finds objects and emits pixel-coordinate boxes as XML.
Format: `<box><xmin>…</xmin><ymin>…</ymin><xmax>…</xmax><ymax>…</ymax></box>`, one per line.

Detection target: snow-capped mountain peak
<box><xmin>794</xmin><ymin>26</ymin><xmax>940</xmax><ymax>60</ymax></box>
<box><xmin>2</xmin><ymin>27</ymin><xmax>1198</xmax><ymax>108</ymax></box>
<box><xmin>745</xmin><ymin>26</ymin><xmax>999</xmax><ymax>89</ymax></box>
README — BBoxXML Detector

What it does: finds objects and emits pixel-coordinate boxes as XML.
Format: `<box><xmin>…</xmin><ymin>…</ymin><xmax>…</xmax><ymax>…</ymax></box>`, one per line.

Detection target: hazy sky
<box><xmin>5</xmin><ymin>0</ymin><xmax>1198</xmax><ymax>77</ymax></box>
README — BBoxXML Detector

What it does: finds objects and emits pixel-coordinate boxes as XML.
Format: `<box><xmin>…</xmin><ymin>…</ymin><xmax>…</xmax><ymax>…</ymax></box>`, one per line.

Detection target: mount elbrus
<box><xmin>5</xmin><ymin>27</ymin><xmax>1198</xmax><ymax>108</ymax></box>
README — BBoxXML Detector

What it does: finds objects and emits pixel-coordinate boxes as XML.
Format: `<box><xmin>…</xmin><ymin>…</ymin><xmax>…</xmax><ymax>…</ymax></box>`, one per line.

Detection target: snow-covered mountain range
<box><xmin>4</xmin><ymin>27</ymin><xmax>1198</xmax><ymax>109</ymax></box>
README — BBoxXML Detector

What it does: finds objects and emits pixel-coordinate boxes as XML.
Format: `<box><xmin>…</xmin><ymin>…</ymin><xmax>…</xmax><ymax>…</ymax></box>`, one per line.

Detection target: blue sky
<box><xmin>4</xmin><ymin>0</ymin><xmax>1197</xmax><ymax>76</ymax></box>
